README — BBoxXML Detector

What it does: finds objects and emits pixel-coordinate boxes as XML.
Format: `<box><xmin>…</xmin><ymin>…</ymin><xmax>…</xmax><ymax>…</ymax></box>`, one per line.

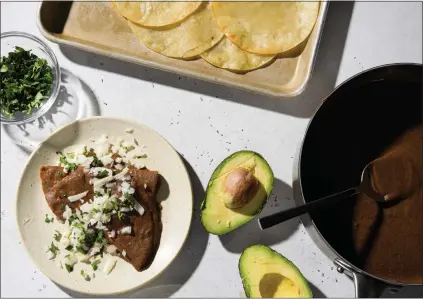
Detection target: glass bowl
<box><xmin>1</xmin><ymin>31</ymin><xmax>61</xmax><ymax>125</ymax></box>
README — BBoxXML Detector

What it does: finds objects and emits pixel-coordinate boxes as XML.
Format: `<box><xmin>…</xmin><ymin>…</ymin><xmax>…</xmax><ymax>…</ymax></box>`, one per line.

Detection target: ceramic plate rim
<box><xmin>15</xmin><ymin>116</ymin><xmax>193</xmax><ymax>295</ymax></box>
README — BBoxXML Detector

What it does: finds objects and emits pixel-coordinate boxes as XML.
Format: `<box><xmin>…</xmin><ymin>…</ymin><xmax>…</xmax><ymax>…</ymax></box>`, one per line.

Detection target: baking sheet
<box><xmin>37</xmin><ymin>1</ymin><xmax>328</xmax><ymax>98</ymax></box>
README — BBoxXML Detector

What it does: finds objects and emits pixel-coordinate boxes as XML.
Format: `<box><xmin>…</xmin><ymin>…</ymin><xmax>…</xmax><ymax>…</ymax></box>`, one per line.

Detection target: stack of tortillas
<box><xmin>111</xmin><ymin>1</ymin><xmax>320</xmax><ymax>73</ymax></box>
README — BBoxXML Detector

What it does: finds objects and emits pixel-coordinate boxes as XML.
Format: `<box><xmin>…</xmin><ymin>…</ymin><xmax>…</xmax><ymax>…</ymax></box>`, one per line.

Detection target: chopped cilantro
<box><xmin>90</xmin><ymin>155</ymin><xmax>103</xmax><ymax>168</ymax></box>
<box><xmin>95</xmin><ymin>231</ymin><xmax>104</xmax><ymax>243</ymax></box>
<box><xmin>45</xmin><ymin>214</ymin><xmax>53</xmax><ymax>223</ymax></box>
<box><xmin>80</xmin><ymin>270</ymin><xmax>91</xmax><ymax>281</ymax></box>
<box><xmin>57</xmin><ymin>171</ymin><xmax>63</xmax><ymax>177</ymax></box>
<box><xmin>76</xmin><ymin>245</ymin><xmax>88</xmax><ymax>254</ymax></box>
<box><xmin>65</xmin><ymin>264</ymin><xmax>73</xmax><ymax>273</ymax></box>
<box><xmin>65</xmin><ymin>163</ymin><xmax>78</xmax><ymax>172</ymax></box>
<box><xmin>120</xmin><ymin>144</ymin><xmax>135</xmax><ymax>153</ymax></box>
<box><xmin>94</xmin><ymin>191</ymin><xmax>103</xmax><ymax>197</ymax></box>
<box><xmin>54</xmin><ymin>230</ymin><xmax>62</xmax><ymax>242</ymax></box>
<box><xmin>82</xmin><ymin>231</ymin><xmax>97</xmax><ymax>248</ymax></box>
<box><xmin>65</xmin><ymin>245</ymin><xmax>73</xmax><ymax>251</ymax></box>
<box><xmin>59</xmin><ymin>154</ymin><xmax>67</xmax><ymax>165</ymax></box>
<box><xmin>67</xmin><ymin>213</ymin><xmax>78</xmax><ymax>225</ymax></box>
<box><xmin>117</xmin><ymin>211</ymin><xmax>126</xmax><ymax>221</ymax></box>
<box><xmin>133</xmin><ymin>154</ymin><xmax>147</xmax><ymax>159</ymax></box>
<box><xmin>96</xmin><ymin>169</ymin><xmax>109</xmax><ymax>179</ymax></box>
<box><xmin>46</xmin><ymin>242</ymin><xmax>59</xmax><ymax>255</ymax></box>
<box><xmin>121</xmin><ymin>193</ymin><xmax>135</xmax><ymax>208</ymax></box>
<box><xmin>67</xmin><ymin>152</ymin><xmax>75</xmax><ymax>159</ymax></box>
<box><xmin>91</xmin><ymin>260</ymin><xmax>101</xmax><ymax>271</ymax></box>
<box><xmin>0</xmin><ymin>46</ymin><xmax>53</xmax><ymax>118</ymax></box>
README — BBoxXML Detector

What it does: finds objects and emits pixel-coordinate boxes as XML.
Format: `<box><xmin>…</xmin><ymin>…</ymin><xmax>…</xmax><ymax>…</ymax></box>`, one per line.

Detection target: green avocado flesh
<box><xmin>239</xmin><ymin>245</ymin><xmax>313</xmax><ymax>298</ymax></box>
<box><xmin>200</xmin><ymin>150</ymin><xmax>274</xmax><ymax>235</ymax></box>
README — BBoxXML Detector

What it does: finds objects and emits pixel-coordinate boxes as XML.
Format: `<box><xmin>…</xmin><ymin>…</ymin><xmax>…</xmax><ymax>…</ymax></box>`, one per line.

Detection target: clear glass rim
<box><xmin>0</xmin><ymin>31</ymin><xmax>61</xmax><ymax>125</ymax></box>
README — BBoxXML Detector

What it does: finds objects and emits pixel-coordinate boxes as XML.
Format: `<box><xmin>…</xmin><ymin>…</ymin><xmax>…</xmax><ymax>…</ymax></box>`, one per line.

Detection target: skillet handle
<box><xmin>258</xmin><ymin>187</ymin><xmax>359</xmax><ymax>230</ymax></box>
<box><xmin>334</xmin><ymin>259</ymin><xmax>400</xmax><ymax>298</ymax></box>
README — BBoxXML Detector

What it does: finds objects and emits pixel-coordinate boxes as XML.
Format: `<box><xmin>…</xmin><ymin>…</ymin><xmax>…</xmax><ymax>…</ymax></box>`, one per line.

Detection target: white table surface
<box><xmin>1</xmin><ymin>1</ymin><xmax>422</xmax><ymax>298</ymax></box>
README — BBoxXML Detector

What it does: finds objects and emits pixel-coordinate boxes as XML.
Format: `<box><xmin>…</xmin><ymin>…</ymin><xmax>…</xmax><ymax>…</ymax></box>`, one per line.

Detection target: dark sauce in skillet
<box><xmin>353</xmin><ymin>125</ymin><xmax>422</xmax><ymax>284</ymax></box>
<box><xmin>300</xmin><ymin>66</ymin><xmax>423</xmax><ymax>285</ymax></box>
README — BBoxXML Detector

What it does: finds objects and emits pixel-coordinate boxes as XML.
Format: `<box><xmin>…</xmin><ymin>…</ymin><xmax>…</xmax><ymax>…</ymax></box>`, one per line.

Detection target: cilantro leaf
<box><xmin>46</xmin><ymin>242</ymin><xmax>59</xmax><ymax>255</ymax></box>
<box><xmin>96</xmin><ymin>169</ymin><xmax>109</xmax><ymax>179</ymax></box>
<box><xmin>54</xmin><ymin>230</ymin><xmax>62</xmax><ymax>242</ymax></box>
<box><xmin>0</xmin><ymin>46</ymin><xmax>53</xmax><ymax>118</ymax></box>
<box><xmin>91</xmin><ymin>260</ymin><xmax>101</xmax><ymax>271</ymax></box>
<box><xmin>45</xmin><ymin>214</ymin><xmax>53</xmax><ymax>223</ymax></box>
<box><xmin>65</xmin><ymin>264</ymin><xmax>73</xmax><ymax>273</ymax></box>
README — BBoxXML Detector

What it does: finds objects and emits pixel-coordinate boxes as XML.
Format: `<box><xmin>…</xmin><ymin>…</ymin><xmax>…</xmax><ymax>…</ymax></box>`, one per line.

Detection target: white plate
<box><xmin>16</xmin><ymin>116</ymin><xmax>193</xmax><ymax>295</ymax></box>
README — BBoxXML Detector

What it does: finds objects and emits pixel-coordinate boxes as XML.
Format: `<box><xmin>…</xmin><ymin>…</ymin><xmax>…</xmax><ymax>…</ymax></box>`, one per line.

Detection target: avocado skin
<box><xmin>200</xmin><ymin>150</ymin><xmax>274</xmax><ymax>235</ymax></box>
<box><xmin>239</xmin><ymin>244</ymin><xmax>313</xmax><ymax>298</ymax></box>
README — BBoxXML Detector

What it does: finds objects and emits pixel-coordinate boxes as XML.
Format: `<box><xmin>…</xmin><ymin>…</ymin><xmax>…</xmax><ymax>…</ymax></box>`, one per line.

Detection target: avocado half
<box><xmin>240</xmin><ymin>245</ymin><xmax>313</xmax><ymax>298</ymax></box>
<box><xmin>200</xmin><ymin>150</ymin><xmax>274</xmax><ymax>235</ymax></box>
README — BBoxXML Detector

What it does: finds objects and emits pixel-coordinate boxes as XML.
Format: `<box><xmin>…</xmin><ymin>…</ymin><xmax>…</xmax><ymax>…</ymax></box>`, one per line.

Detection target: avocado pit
<box><xmin>222</xmin><ymin>167</ymin><xmax>259</xmax><ymax>209</ymax></box>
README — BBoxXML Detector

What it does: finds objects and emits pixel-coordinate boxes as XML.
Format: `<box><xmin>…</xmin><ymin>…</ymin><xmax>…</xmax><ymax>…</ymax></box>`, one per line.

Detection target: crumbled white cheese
<box><xmin>103</xmin><ymin>257</ymin><xmax>117</xmax><ymax>275</ymax></box>
<box><xmin>131</xmin><ymin>159</ymin><xmax>145</xmax><ymax>169</ymax></box>
<box><xmin>106</xmin><ymin>245</ymin><xmax>118</xmax><ymax>255</ymax></box>
<box><xmin>60</xmin><ymin>237</ymin><xmax>70</xmax><ymax>248</ymax></box>
<box><xmin>119</xmin><ymin>226</ymin><xmax>132</xmax><ymax>235</ymax></box>
<box><xmin>100</xmin><ymin>154</ymin><xmax>114</xmax><ymax>166</ymax></box>
<box><xmin>144</xmin><ymin>183</ymin><xmax>147</xmax><ymax>189</ymax></box>
<box><xmin>68</xmin><ymin>190</ymin><xmax>89</xmax><ymax>202</ymax></box>
<box><xmin>62</xmin><ymin>205</ymin><xmax>72</xmax><ymax>219</ymax></box>
<box><xmin>115</xmin><ymin>157</ymin><xmax>123</xmax><ymax>163</ymax></box>
<box><xmin>108</xmin><ymin>230</ymin><xmax>116</xmax><ymax>238</ymax></box>
<box><xmin>115</xmin><ymin>164</ymin><xmax>123</xmax><ymax>170</ymax></box>
<box><xmin>122</xmin><ymin>250</ymin><xmax>127</xmax><ymax>257</ymax></box>
<box><xmin>65</xmin><ymin>253</ymin><xmax>78</xmax><ymax>266</ymax></box>
<box><xmin>121</xmin><ymin>181</ymin><xmax>135</xmax><ymax>195</ymax></box>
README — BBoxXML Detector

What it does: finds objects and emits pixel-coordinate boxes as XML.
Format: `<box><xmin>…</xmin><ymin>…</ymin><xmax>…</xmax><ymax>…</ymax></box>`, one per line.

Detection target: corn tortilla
<box><xmin>112</xmin><ymin>1</ymin><xmax>202</xmax><ymax>28</ymax></box>
<box><xmin>201</xmin><ymin>38</ymin><xmax>275</xmax><ymax>72</ymax></box>
<box><xmin>211</xmin><ymin>2</ymin><xmax>320</xmax><ymax>55</ymax></box>
<box><xmin>128</xmin><ymin>3</ymin><xmax>223</xmax><ymax>59</ymax></box>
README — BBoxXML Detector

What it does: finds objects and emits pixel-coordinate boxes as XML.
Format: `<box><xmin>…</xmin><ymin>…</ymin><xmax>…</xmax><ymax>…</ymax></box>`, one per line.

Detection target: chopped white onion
<box><xmin>93</xmin><ymin>176</ymin><xmax>114</xmax><ymax>188</ymax></box>
<box><xmin>114</xmin><ymin>167</ymin><xmax>129</xmax><ymax>181</ymax></box>
<box><xmin>68</xmin><ymin>190</ymin><xmax>89</xmax><ymax>202</ymax></box>
<box><xmin>103</xmin><ymin>257</ymin><xmax>117</xmax><ymax>275</ymax></box>
<box><xmin>134</xmin><ymin>201</ymin><xmax>145</xmax><ymax>216</ymax></box>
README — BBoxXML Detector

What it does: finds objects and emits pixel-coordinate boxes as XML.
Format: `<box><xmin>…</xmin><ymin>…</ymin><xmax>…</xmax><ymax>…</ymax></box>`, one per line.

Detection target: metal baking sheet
<box><xmin>37</xmin><ymin>1</ymin><xmax>328</xmax><ymax>98</ymax></box>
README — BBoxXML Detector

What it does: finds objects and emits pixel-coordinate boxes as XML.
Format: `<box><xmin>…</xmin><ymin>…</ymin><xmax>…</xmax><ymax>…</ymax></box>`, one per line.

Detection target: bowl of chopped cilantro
<box><xmin>1</xmin><ymin>31</ymin><xmax>60</xmax><ymax>125</ymax></box>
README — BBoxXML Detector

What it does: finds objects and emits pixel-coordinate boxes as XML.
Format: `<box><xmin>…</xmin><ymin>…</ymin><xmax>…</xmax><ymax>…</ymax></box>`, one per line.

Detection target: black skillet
<box><xmin>293</xmin><ymin>63</ymin><xmax>423</xmax><ymax>297</ymax></box>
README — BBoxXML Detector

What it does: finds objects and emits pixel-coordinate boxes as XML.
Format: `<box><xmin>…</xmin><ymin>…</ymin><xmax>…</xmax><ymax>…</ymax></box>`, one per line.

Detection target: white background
<box><xmin>1</xmin><ymin>1</ymin><xmax>422</xmax><ymax>298</ymax></box>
